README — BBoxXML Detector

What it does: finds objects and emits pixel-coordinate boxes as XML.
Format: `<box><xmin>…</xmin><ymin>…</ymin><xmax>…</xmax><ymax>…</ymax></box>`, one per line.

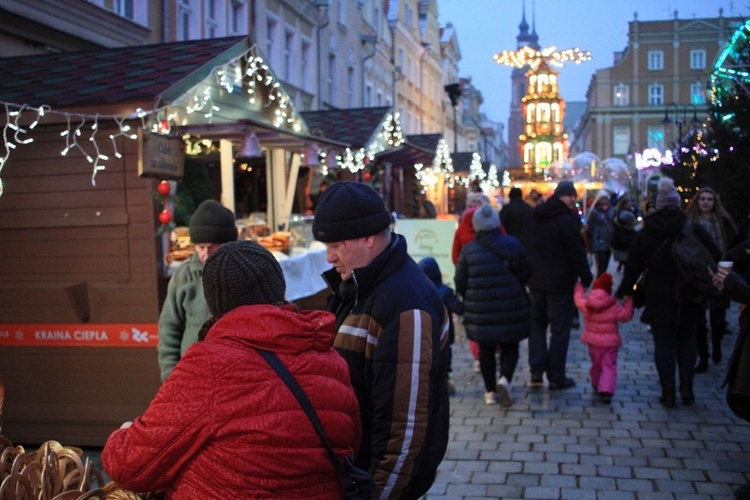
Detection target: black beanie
<box><xmin>312</xmin><ymin>181</ymin><xmax>392</xmax><ymax>242</ymax></box>
<box><xmin>203</xmin><ymin>240</ymin><xmax>286</xmax><ymax>317</ymax></box>
<box><xmin>189</xmin><ymin>200</ymin><xmax>237</xmax><ymax>244</ymax></box>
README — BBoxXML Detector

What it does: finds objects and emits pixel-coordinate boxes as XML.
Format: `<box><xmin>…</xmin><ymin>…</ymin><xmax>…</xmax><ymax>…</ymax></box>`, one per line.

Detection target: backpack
<box><xmin>671</xmin><ymin>221</ymin><xmax>718</xmax><ymax>302</ymax></box>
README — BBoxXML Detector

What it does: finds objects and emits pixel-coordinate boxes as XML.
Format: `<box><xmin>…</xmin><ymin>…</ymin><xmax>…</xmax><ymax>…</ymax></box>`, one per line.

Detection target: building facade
<box><xmin>572</xmin><ymin>10</ymin><xmax>742</xmax><ymax>167</ymax></box>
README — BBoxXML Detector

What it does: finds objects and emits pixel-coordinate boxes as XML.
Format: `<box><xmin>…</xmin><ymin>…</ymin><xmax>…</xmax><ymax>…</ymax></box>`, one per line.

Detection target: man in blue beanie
<box><xmin>313</xmin><ymin>181</ymin><xmax>450</xmax><ymax>499</ymax></box>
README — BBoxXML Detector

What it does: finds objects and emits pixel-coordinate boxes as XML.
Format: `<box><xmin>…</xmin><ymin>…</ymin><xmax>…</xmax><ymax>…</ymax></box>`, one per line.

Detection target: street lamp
<box><xmin>663</xmin><ymin>103</ymin><xmax>701</xmax><ymax>145</ymax></box>
<box><xmin>663</xmin><ymin>103</ymin><xmax>681</xmax><ymax>144</ymax></box>
<box><xmin>444</xmin><ymin>83</ymin><xmax>462</xmax><ymax>153</ymax></box>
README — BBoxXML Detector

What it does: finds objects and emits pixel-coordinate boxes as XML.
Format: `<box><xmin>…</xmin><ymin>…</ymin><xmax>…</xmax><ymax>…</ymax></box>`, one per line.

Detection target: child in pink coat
<box><xmin>574</xmin><ymin>273</ymin><xmax>634</xmax><ymax>404</ymax></box>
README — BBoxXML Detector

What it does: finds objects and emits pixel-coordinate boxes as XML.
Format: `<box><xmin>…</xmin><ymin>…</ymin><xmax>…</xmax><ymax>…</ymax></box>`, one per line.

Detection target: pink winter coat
<box><xmin>102</xmin><ymin>304</ymin><xmax>361</xmax><ymax>499</ymax></box>
<box><xmin>574</xmin><ymin>283</ymin><xmax>634</xmax><ymax>348</ymax></box>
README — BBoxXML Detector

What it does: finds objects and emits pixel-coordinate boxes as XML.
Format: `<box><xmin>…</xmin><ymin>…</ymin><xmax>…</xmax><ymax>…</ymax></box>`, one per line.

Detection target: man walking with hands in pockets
<box><xmin>525</xmin><ymin>181</ymin><xmax>593</xmax><ymax>390</ymax></box>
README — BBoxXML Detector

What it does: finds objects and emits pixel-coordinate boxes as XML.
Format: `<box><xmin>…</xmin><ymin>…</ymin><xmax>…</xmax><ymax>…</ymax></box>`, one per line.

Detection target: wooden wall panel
<box><xmin>0</xmin><ymin>120</ymin><xmax>163</xmax><ymax>446</ymax></box>
<box><xmin>0</xmin><ymin>347</ymin><xmax>160</xmax><ymax>447</ymax></box>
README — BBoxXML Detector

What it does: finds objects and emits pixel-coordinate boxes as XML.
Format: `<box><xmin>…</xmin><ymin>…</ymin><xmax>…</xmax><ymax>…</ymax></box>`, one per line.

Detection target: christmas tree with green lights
<box><xmin>662</xmin><ymin>20</ymin><xmax>750</xmax><ymax>223</ymax></box>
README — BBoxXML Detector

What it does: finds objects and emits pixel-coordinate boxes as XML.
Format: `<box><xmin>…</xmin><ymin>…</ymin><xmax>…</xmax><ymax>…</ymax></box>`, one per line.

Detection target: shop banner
<box><xmin>0</xmin><ymin>324</ymin><xmax>158</xmax><ymax>348</ymax></box>
<box><xmin>394</xmin><ymin>219</ymin><xmax>458</xmax><ymax>289</ymax></box>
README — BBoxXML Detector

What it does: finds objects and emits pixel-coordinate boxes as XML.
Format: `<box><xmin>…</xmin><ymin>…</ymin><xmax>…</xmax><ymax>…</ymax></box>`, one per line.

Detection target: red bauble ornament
<box><xmin>157</xmin><ymin>180</ymin><xmax>171</xmax><ymax>196</ymax></box>
<box><xmin>159</xmin><ymin>209</ymin><xmax>173</xmax><ymax>225</ymax></box>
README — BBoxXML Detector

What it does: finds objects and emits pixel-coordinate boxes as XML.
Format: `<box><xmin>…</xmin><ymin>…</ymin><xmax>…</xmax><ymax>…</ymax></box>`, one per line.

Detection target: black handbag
<box><xmin>257</xmin><ymin>349</ymin><xmax>376</xmax><ymax>499</ymax></box>
<box><xmin>631</xmin><ymin>239</ymin><xmax>669</xmax><ymax>308</ymax></box>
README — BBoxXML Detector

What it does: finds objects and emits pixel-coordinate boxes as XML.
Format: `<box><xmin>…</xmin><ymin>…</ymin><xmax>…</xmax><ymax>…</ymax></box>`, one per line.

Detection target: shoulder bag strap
<box><xmin>476</xmin><ymin>238</ymin><xmax>511</xmax><ymax>268</ymax></box>
<box><xmin>256</xmin><ymin>349</ymin><xmax>353</xmax><ymax>489</ymax></box>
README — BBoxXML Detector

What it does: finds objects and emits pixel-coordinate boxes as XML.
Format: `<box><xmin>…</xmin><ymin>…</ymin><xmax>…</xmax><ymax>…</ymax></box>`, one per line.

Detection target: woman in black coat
<box><xmin>617</xmin><ymin>178</ymin><xmax>720</xmax><ymax>408</ymax></box>
<box><xmin>455</xmin><ymin>205</ymin><xmax>532</xmax><ymax>407</ymax></box>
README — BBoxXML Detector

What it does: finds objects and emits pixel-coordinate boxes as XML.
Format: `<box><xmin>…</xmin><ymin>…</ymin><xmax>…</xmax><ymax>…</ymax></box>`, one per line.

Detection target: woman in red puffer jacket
<box><xmin>103</xmin><ymin>241</ymin><xmax>361</xmax><ymax>499</ymax></box>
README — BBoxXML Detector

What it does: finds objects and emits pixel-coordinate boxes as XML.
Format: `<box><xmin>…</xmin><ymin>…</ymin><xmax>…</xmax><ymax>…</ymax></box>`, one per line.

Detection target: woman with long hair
<box><xmin>685</xmin><ymin>186</ymin><xmax>738</xmax><ymax>371</ymax></box>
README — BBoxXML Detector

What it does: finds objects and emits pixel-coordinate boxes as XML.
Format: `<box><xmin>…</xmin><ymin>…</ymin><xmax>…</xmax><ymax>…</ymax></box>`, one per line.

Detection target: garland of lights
<box><xmin>711</xmin><ymin>19</ymin><xmax>750</xmax><ymax>97</ymax></box>
<box><xmin>414</xmin><ymin>138</ymin><xmax>455</xmax><ymax>193</ymax></box>
<box><xmin>0</xmin><ymin>44</ymin><xmax>301</xmax><ymax>198</ymax></box>
<box><xmin>336</xmin><ymin>112</ymin><xmax>405</xmax><ymax>173</ymax></box>
<box><xmin>493</xmin><ymin>45</ymin><xmax>591</xmax><ymax>71</ymax></box>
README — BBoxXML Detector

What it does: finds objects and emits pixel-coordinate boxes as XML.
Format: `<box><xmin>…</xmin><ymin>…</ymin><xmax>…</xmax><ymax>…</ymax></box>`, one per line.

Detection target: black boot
<box><xmin>680</xmin><ymin>388</ymin><xmax>695</xmax><ymax>406</ymax></box>
<box><xmin>712</xmin><ymin>340</ymin><xmax>722</xmax><ymax>364</ymax></box>
<box><xmin>659</xmin><ymin>388</ymin><xmax>676</xmax><ymax>408</ymax></box>
<box><xmin>695</xmin><ymin>358</ymin><xmax>709</xmax><ymax>374</ymax></box>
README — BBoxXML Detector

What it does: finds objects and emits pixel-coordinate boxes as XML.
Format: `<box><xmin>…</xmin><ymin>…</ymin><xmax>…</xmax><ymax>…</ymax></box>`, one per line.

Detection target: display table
<box><xmin>273</xmin><ymin>246</ymin><xmax>330</xmax><ymax>301</ymax></box>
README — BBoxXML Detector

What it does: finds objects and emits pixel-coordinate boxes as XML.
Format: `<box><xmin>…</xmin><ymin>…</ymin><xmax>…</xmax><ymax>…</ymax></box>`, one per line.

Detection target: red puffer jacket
<box><xmin>102</xmin><ymin>304</ymin><xmax>361</xmax><ymax>499</ymax></box>
<box><xmin>574</xmin><ymin>283</ymin><xmax>634</xmax><ymax>348</ymax></box>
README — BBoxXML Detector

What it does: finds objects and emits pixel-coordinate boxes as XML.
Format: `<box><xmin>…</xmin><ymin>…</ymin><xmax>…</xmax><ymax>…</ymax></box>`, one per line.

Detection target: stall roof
<box><xmin>450</xmin><ymin>152</ymin><xmax>493</xmax><ymax>174</ymax></box>
<box><xmin>375</xmin><ymin>133</ymin><xmax>442</xmax><ymax>167</ymax></box>
<box><xmin>451</xmin><ymin>152</ymin><xmax>476</xmax><ymax>173</ymax></box>
<box><xmin>0</xmin><ymin>36</ymin><xmax>355</xmax><ymax>150</ymax></box>
<box><xmin>0</xmin><ymin>36</ymin><xmax>249</xmax><ymax>108</ymax></box>
<box><xmin>301</xmin><ymin>107</ymin><xmax>394</xmax><ymax>148</ymax></box>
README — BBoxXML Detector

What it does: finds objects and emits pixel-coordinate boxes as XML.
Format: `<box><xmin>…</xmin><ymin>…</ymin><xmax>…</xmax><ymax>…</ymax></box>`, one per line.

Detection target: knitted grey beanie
<box><xmin>472</xmin><ymin>204</ymin><xmax>500</xmax><ymax>232</ymax></box>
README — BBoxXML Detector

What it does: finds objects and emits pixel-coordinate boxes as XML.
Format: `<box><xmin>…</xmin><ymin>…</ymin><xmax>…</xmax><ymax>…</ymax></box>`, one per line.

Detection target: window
<box><xmin>205</xmin><ymin>0</ymin><xmax>217</xmax><ymax>38</ymax></box>
<box><xmin>347</xmin><ymin>65</ymin><xmax>355</xmax><ymax>107</ymax></box>
<box><xmin>337</xmin><ymin>0</ymin><xmax>346</xmax><ymax>25</ymax></box>
<box><xmin>301</xmin><ymin>40</ymin><xmax>311</xmax><ymax>91</ymax></box>
<box><xmin>398</xmin><ymin>48</ymin><xmax>404</xmax><ymax>75</ymax></box>
<box><xmin>648</xmin><ymin>84</ymin><xmax>664</xmax><ymax>106</ymax></box>
<box><xmin>365</xmin><ymin>84</ymin><xmax>373</xmax><ymax>107</ymax></box>
<box><xmin>284</xmin><ymin>31</ymin><xmax>295</xmax><ymax>83</ymax></box>
<box><xmin>114</xmin><ymin>0</ymin><xmax>134</xmax><ymax>19</ymax></box>
<box><xmin>328</xmin><ymin>52</ymin><xmax>337</xmax><ymax>103</ymax></box>
<box><xmin>648</xmin><ymin>51</ymin><xmax>663</xmax><ymax>71</ymax></box>
<box><xmin>177</xmin><ymin>0</ymin><xmax>193</xmax><ymax>41</ymax></box>
<box><xmin>266</xmin><ymin>18</ymin><xmax>278</xmax><ymax>66</ymax></box>
<box><xmin>407</xmin><ymin>56</ymin><xmax>413</xmax><ymax>82</ymax></box>
<box><xmin>613</xmin><ymin>125</ymin><xmax>630</xmax><ymax>155</ymax></box>
<box><xmin>691</xmin><ymin>81</ymin><xmax>706</xmax><ymax>104</ymax></box>
<box><xmin>377</xmin><ymin>91</ymin><xmax>383</xmax><ymax>106</ymax></box>
<box><xmin>405</xmin><ymin>3</ymin><xmax>413</xmax><ymax>28</ymax></box>
<box><xmin>535</xmin><ymin>142</ymin><xmax>552</xmax><ymax>167</ymax></box>
<box><xmin>614</xmin><ymin>84</ymin><xmax>629</xmax><ymax>107</ymax></box>
<box><xmin>373</xmin><ymin>4</ymin><xmax>381</xmax><ymax>36</ymax></box>
<box><xmin>230</xmin><ymin>0</ymin><xmax>246</xmax><ymax>34</ymax></box>
<box><xmin>690</xmin><ymin>50</ymin><xmax>706</xmax><ymax>70</ymax></box>
<box><xmin>647</xmin><ymin>125</ymin><xmax>664</xmax><ymax>151</ymax></box>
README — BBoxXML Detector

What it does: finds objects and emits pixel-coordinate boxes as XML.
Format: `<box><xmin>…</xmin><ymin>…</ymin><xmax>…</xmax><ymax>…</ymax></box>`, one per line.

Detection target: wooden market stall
<box><xmin>0</xmin><ymin>36</ymin><xmax>343</xmax><ymax>446</ymax></box>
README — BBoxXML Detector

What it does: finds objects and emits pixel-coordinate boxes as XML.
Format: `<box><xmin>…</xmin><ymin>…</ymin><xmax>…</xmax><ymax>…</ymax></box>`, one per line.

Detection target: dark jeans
<box><xmin>528</xmin><ymin>289</ymin><xmax>574</xmax><ymax>385</ymax></box>
<box><xmin>696</xmin><ymin>301</ymin><xmax>726</xmax><ymax>361</ymax></box>
<box><xmin>594</xmin><ymin>250</ymin><xmax>611</xmax><ymax>277</ymax></box>
<box><xmin>649</xmin><ymin>307</ymin><xmax>699</xmax><ymax>395</ymax></box>
<box><xmin>479</xmin><ymin>342</ymin><xmax>519</xmax><ymax>392</ymax></box>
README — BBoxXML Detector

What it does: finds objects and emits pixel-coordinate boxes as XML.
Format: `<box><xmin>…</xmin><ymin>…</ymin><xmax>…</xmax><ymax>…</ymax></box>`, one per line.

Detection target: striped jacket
<box><xmin>323</xmin><ymin>233</ymin><xmax>450</xmax><ymax>499</ymax></box>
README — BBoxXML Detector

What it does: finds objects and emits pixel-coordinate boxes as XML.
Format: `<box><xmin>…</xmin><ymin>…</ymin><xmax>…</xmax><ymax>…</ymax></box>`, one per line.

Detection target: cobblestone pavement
<box><xmin>425</xmin><ymin>275</ymin><xmax>750</xmax><ymax>499</ymax></box>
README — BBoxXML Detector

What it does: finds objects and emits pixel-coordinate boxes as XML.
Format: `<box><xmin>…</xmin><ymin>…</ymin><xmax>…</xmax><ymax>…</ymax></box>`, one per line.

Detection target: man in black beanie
<box><xmin>525</xmin><ymin>181</ymin><xmax>593</xmax><ymax>391</ymax></box>
<box><xmin>500</xmin><ymin>186</ymin><xmax>533</xmax><ymax>241</ymax></box>
<box><xmin>313</xmin><ymin>181</ymin><xmax>450</xmax><ymax>499</ymax></box>
<box><xmin>158</xmin><ymin>199</ymin><xmax>237</xmax><ymax>382</ymax></box>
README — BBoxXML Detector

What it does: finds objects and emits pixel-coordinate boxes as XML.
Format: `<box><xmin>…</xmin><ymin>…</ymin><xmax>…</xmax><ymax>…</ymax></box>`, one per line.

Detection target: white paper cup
<box><xmin>718</xmin><ymin>261</ymin><xmax>734</xmax><ymax>271</ymax></box>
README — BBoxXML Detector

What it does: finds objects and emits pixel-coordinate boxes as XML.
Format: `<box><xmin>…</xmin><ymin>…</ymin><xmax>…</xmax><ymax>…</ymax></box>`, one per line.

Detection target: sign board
<box><xmin>0</xmin><ymin>323</ymin><xmax>158</xmax><ymax>348</ymax></box>
<box><xmin>394</xmin><ymin>219</ymin><xmax>458</xmax><ymax>289</ymax></box>
<box><xmin>138</xmin><ymin>131</ymin><xmax>185</xmax><ymax>179</ymax></box>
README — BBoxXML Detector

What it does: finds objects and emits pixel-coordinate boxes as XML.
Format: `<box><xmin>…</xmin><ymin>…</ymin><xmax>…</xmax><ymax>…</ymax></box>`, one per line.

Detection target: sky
<box><xmin>437</xmin><ymin>0</ymin><xmax>746</xmax><ymax>130</ymax></box>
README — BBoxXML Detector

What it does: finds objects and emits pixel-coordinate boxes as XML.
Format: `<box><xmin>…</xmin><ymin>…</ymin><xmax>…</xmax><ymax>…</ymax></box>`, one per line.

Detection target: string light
<box><xmin>0</xmin><ymin>43</ymin><xmax>303</xmax><ymax>197</ymax></box>
<box><xmin>337</xmin><ymin>112</ymin><xmax>405</xmax><ymax>173</ymax></box>
<box><xmin>493</xmin><ymin>45</ymin><xmax>592</xmax><ymax>71</ymax></box>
